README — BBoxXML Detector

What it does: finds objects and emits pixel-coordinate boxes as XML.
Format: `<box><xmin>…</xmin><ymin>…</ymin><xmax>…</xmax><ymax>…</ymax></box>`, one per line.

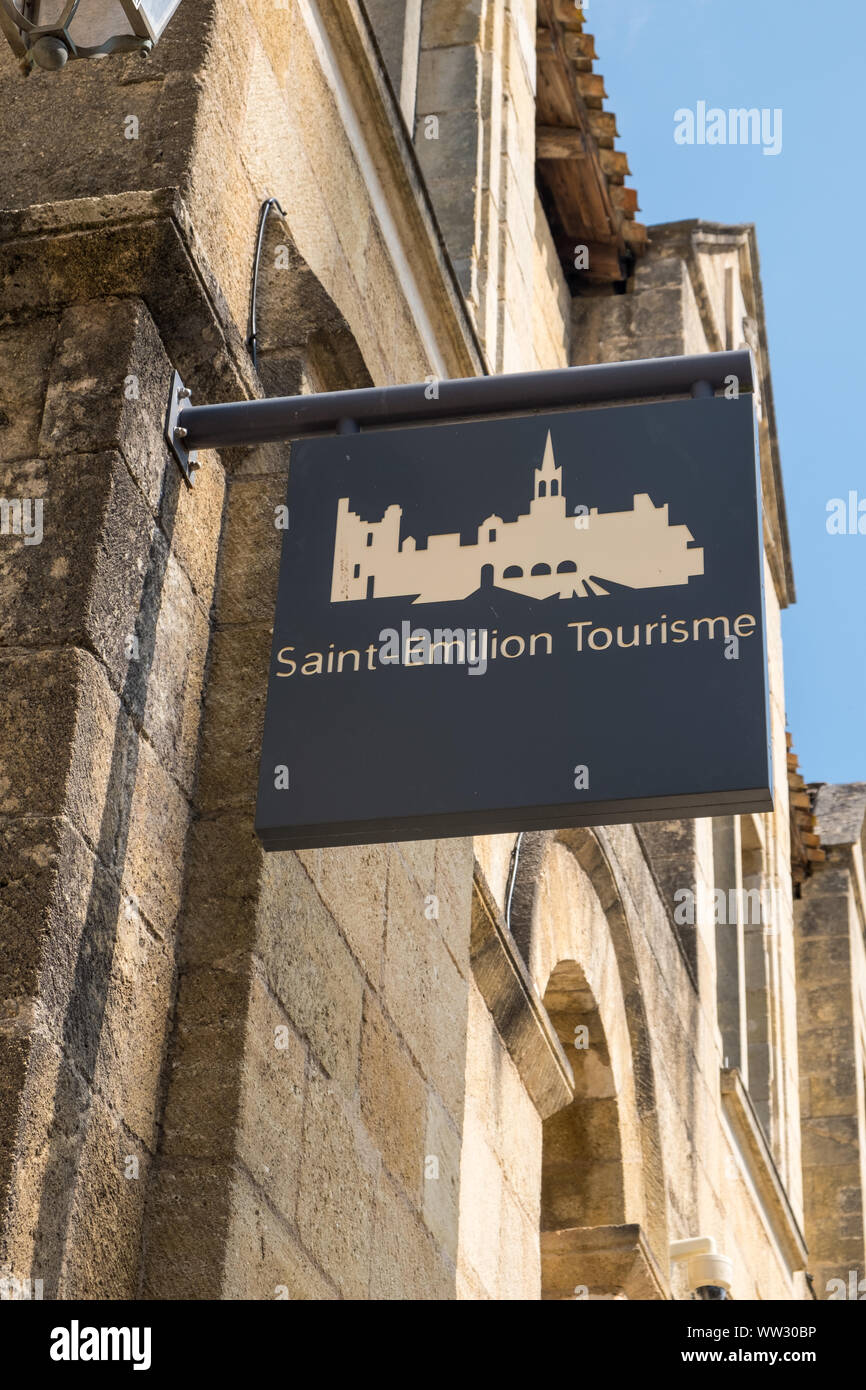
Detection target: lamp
<box><xmin>0</xmin><ymin>1</ymin><xmax>182</xmax><ymax>71</ymax></box>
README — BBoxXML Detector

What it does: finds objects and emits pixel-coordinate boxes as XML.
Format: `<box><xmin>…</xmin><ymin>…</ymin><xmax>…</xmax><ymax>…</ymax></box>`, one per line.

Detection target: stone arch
<box><xmin>509</xmin><ymin>828</ymin><xmax>669</xmax><ymax>1298</ymax></box>
<box><xmin>542</xmin><ymin>953</ymin><xmax>632</xmax><ymax>1229</ymax></box>
<box><xmin>254</xmin><ymin>211</ymin><xmax>373</xmax><ymax>396</ymax></box>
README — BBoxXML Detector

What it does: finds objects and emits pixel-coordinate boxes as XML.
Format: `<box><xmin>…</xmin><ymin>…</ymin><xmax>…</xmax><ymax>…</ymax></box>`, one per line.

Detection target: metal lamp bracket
<box><xmin>165</xmin><ymin>371</ymin><xmax>199</xmax><ymax>486</ymax></box>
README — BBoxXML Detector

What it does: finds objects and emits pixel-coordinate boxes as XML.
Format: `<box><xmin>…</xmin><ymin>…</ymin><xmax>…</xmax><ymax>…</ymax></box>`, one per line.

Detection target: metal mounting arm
<box><xmin>165</xmin><ymin>349</ymin><xmax>754</xmax><ymax>484</ymax></box>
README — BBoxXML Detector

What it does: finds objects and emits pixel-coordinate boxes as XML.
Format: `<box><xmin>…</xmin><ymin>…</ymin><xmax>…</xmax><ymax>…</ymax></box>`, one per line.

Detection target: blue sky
<box><xmin>590</xmin><ymin>0</ymin><xmax>865</xmax><ymax>784</ymax></box>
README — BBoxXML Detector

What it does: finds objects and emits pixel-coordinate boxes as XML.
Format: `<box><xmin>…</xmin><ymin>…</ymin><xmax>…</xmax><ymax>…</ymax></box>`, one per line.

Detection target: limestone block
<box><xmin>236</xmin><ymin>974</ymin><xmax>306</xmax><ymax>1221</ymax></box>
<box><xmin>141</xmin><ymin>552</ymin><xmax>211</xmax><ymax>797</ymax></box>
<box><xmin>433</xmin><ymin>836</ymin><xmax>474</xmax><ymax>977</ymax></box>
<box><xmin>504</xmin><ymin>44</ymin><xmax>536</xmax><ymax>176</ymax></box>
<box><xmin>801</xmin><ymin>1115</ymin><xmax>860</xmax><ymax>1168</ymax></box>
<box><xmin>497</xmin><ymin>1183</ymin><xmax>541</xmax><ymax>1299</ymax></box>
<box><xmin>39</xmin><ymin>300</ymin><xmax>170</xmax><ymax>513</ymax></box>
<box><xmin>416</xmin><ymin>109</ymin><xmax>482</xmax><ymax>181</ymax></box>
<box><xmin>798</xmin><ymin>934</ymin><xmax>852</xmax><ymax>978</ymax></box>
<box><xmin>2</xmin><ymin>1031</ymin><xmax>90</xmax><ymax>1290</ymax></box>
<box><xmin>396</xmin><ymin>838</ymin><xmax>437</xmax><ymax>892</ymax></box>
<box><xmin>223</xmin><ymin>1169</ymin><xmax>337</xmax><ymax>1301</ymax></box>
<box><xmin>0</xmin><ymin>650</ymin><xmax>97</xmax><ymax>826</ymax></box>
<box><xmin>196</xmin><ymin>623</ymin><xmax>272</xmax><ymax>813</ymax></box>
<box><xmin>422</xmin><ymin>1088</ymin><xmax>461</xmax><ymax>1260</ymax></box>
<box><xmin>141</xmin><ymin>1163</ymin><xmax>233</xmax><ymax>1300</ymax></box>
<box><xmin>176</xmin><ymin>813</ymin><xmax>263</xmax><ymax>968</ymax></box>
<box><xmin>318</xmin><ymin>843</ymin><xmax>388</xmax><ymax>988</ymax></box>
<box><xmin>90</xmin><ymin>898</ymin><xmax>176</xmax><ymax>1148</ymax></box>
<box><xmin>296</xmin><ymin>1072</ymin><xmax>379</xmax><ymax>1298</ymax></box>
<box><xmin>122</xmin><ymin>736</ymin><xmax>191</xmax><ymax>938</ymax></box>
<box><xmin>796</xmin><ymin>889</ymin><xmax>852</xmax><ymax>938</ymax></box>
<box><xmin>0</xmin><ymin>1033</ymin><xmax>28</xmax><ymax>1228</ymax></box>
<box><xmin>258</xmin><ymin>849</ymin><xmax>365</xmax><ymax>1087</ymax></box>
<box><xmin>214</xmin><ymin>472</ymin><xmax>287</xmax><ymax>628</ymax></box>
<box><xmin>490</xmin><ymin>1048</ymin><xmax>543</xmax><ymax>1220</ymax></box>
<box><xmin>421</xmin><ymin>0</ymin><xmax>485</xmax><ymax>48</ymax></box>
<box><xmin>0</xmin><ymin>813</ymin><xmax>155</xmax><ymax>1167</ymax></box>
<box><xmin>165</xmin><ymin>446</ymin><xmax>225</xmax><ymax>607</ymax></box>
<box><xmin>158</xmin><ymin>963</ymin><xmax>252</xmax><ymax>1162</ymax></box>
<box><xmin>419</xmin><ymin>177</ymin><xmax>478</xmax><ymax>264</ymax></box>
<box><xmin>0</xmin><ymin>816</ymin><xmax>70</xmax><ymax>1004</ymax></box>
<box><xmin>456</xmin><ymin>1262</ymin><xmax>488</xmax><ymax>1299</ymax></box>
<box><xmin>456</xmin><ymin>1120</ymin><xmax>502</xmax><ymax>1296</ymax></box>
<box><xmin>804</xmin><ymin>1068</ymin><xmax>858</xmax><ymax>1118</ymax></box>
<box><xmin>59</xmin><ymin>1095</ymin><xmax>151</xmax><ymax>1300</ymax></box>
<box><xmin>0</xmin><ymin>26</ymin><xmax>203</xmax><ymax>213</ymax></box>
<box><xmin>360</xmin><ymin>221</ymin><xmax>431</xmax><ymax>375</ymax></box>
<box><xmin>0</xmin><ymin>315</ymin><xmax>58</xmax><ymax>463</ymax></box>
<box><xmin>417</xmin><ymin>45</ymin><xmax>480</xmax><ymax>115</ymax></box>
<box><xmin>360</xmin><ymin>992</ymin><xmax>426</xmax><ymax>1204</ymax></box>
<box><xmin>0</xmin><ymin>451</ymin><xmax>158</xmax><ymax>694</ymax></box>
<box><xmin>368</xmin><ymin>1169</ymin><xmax>455</xmax><ymax>1299</ymax></box>
<box><xmin>383</xmin><ymin>846</ymin><xmax>469</xmax><ymax>1122</ymax></box>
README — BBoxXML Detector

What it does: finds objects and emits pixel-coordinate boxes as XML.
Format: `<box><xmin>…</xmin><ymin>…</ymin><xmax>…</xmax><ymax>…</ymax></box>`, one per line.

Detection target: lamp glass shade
<box><xmin>22</xmin><ymin>1</ymin><xmax>71</xmax><ymax>24</ymax></box>
<box><xmin>67</xmin><ymin>1</ymin><xmax>136</xmax><ymax>45</ymax></box>
<box><xmin>131</xmin><ymin>0</ymin><xmax>182</xmax><ymax>41</ymax></box>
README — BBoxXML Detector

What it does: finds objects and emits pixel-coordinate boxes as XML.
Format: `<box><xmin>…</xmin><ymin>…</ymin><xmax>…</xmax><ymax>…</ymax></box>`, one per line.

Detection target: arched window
<box><xmin>551</xmin><ymin>480</ymin><xmax>559</xmax><ymax>496</ymax></box>
<box><xmin>531</xmin><ymin>563</ymin><xmax>551</xmax><ymax>576</ymax></box>
<box><xmin>556</xmin><ymin>560</ymin><xmax>577</xmax><ymax>574</ymax></box>
<box><xmin>538</xmin><ymin>481</ymin><xmax>547</xmax><ymax>498</ymax></box>
<box><xmin>503</xmin><ymin>565</ymin><xmax>523</xmax><ymax>579</ymax></box>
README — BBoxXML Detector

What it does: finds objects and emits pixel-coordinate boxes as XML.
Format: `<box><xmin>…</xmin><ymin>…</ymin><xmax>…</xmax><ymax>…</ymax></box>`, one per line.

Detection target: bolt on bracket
<box><xmin>164</xmin><ymin>370</ymin><xmax>199</xmax><ymax>486</ymax></box>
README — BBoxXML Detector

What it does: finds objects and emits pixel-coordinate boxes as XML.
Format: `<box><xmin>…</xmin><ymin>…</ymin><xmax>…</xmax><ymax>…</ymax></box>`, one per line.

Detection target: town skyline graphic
<box><xmin>330</xmin><ymin>432</ymin><xmax>705</xmax><ymax>605</ymax></box>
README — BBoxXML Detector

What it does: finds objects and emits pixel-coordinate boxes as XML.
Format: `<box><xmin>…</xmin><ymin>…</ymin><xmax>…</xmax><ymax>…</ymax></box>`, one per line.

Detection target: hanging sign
<box><xmin>255</xmin><ymin>394</ymin><xmax>771</xmax><ymax>849</ymax></box>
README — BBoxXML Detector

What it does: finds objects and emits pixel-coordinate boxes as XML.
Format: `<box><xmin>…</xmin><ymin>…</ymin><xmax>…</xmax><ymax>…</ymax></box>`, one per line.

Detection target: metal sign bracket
<box><xmin>165</xmin><ymin>370</ymin><xmax>200</xmax><ymax>486</ymax></box>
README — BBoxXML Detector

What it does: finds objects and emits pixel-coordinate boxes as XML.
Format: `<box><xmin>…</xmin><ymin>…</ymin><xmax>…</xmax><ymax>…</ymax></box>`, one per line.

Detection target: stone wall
<box><xmin>796</xmin><ymin>785</ymin><xmax>866</xmax><ymax>1298</ymax></box>
<box><xmin>0</xmin><ymin>0</ymin><xmax>837</xmax><ymax>1303</ymax></box>
<box><xmin>0</xmin><ymin>297</ymin><xmax>223</xmax><ymax>1297</ymax></box>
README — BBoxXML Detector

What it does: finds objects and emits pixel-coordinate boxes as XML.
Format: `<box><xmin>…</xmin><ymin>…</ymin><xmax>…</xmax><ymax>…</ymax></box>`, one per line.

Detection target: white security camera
<box><xmin>670</xmin><ymin>1237</ymin><xmax>734</xmax><ymax>1300</ymax></box>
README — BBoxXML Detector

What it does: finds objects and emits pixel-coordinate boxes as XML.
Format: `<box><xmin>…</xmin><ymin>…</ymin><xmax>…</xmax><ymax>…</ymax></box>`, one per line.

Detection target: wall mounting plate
<box><xmin>165</xmin><ymin>370</ymin><xmax>199</xmax><ymax>486</ymax></box>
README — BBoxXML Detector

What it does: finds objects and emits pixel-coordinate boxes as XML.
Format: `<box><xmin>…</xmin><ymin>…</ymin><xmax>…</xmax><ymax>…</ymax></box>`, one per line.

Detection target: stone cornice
<box><xmin>0</xmin><ymin>188</ymin><xmax>256</xmax><ymax>407</ymax></box>
<box><xmin>541</xmin><ymin>1222</ymin><xmax>670</xmax><ymax>1300</ymax></box>
<box><xmin>720</xmin><ymin>1067</ymin><xmax>808</xmax><ymax>1270</ymax></box>
<box><xmin>471</xmin><ymin>864</ymin><xmax>574</xmax><ymax>1120</ymax></box>
<box><xmin>646</xmin><ymin>220</ymin><xmax>794</xmax><ymax>610</ymax></box>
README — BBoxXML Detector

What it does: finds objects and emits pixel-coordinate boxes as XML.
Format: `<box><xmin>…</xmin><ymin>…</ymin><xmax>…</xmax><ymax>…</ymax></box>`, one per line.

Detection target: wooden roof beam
<box><xmin>537</xmin><ymin>125</ymin><xmax>588</xmax><ymax>159</ymax></box>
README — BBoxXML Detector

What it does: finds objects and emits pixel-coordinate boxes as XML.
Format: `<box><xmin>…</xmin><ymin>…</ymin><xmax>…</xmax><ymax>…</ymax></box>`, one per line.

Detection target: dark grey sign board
<box><xmin>255</xmin><ymin>395</ymin><xmax>772</xmax><ymax>849</ymax></box>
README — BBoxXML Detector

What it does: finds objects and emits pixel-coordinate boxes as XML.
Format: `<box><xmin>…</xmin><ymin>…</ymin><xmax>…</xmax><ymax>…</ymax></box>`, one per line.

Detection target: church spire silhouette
<box><xmin>533</xmin><ymin>431</ymin><xmax>563</xmax><ymax>503</ymax></box>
